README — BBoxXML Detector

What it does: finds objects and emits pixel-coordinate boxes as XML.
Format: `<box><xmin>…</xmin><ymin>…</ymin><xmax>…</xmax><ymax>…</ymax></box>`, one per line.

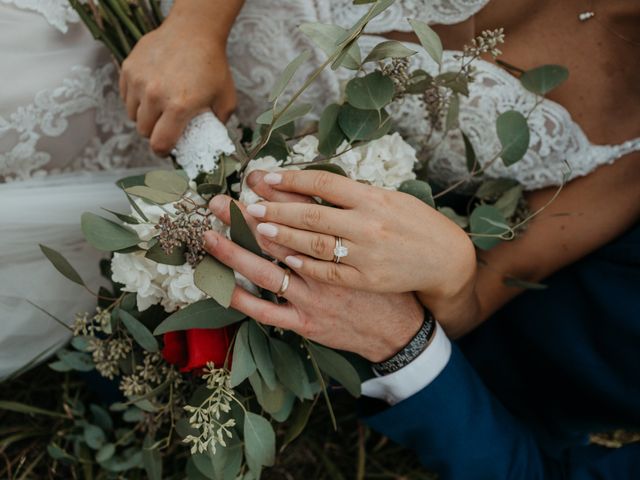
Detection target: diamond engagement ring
<box><xmin>333</xmin><ymin>237</ymin><xmax>349</xmax><ymax>263</ymax></box>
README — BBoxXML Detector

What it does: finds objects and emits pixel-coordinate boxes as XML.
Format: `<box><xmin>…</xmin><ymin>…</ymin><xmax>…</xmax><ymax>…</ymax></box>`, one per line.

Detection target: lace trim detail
<box><xmin>326</xmin><ymin>0</ymin><xmax>491</xmax><ymax>30</ymax></box>
<box><xmin>0</xmin><ymin>0</ymin><xmax>79</xmax><ymax>33</ymax></box>
<box><xmin>0</xmin><ymin>63</ymin><xmax>158</xmax><ymax>181</ymax></box>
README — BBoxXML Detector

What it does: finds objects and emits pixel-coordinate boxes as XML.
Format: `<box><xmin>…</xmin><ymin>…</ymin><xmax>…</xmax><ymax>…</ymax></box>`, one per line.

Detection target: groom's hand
<box><xmin>119</xmin><ymin>0</ymin><xmax>242</xmax><ymax>155</ymax></box>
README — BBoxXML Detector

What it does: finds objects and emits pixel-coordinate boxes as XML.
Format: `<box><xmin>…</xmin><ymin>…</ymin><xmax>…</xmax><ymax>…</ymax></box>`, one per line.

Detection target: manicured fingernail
<box><xmin>264</xmin><ymin>173</ymin><xmax>282</xmax><ymax>185</ymax></box>
<box><xmin>285</xmin><ymin>255</ymin><xmax>303</xmax><ymax>269</ymax></box>
<box><xmin>246</xmin><ymin>170</ymin><xmax>263</xmax><ymax>188</ymax></box>
<box><xmin>257</xmin><ymin>223</ymin><xmax>278</xmax><ymax>238</ymax></box>
<box><xmin>209</xmin><ymin>195</ymin><xmax>227</xmax><ymax>214</ymax></box>
<box><xmin>204</xmin><ymin>231</ymin><xmax>218</xmax><ymax>248</ymax></box>
<box><xmin>247</xmin><ymin>204</ymin><xmax>266</xmax><ymax>217</ymax></box>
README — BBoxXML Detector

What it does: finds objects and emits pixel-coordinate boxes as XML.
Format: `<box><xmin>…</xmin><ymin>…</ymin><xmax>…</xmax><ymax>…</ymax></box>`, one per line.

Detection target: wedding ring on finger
<box><xmin>333</xmin><ymin>236</ymin><xmax>349</xmax><ymax>264</ymax></box>
<box><xmin>276</xmin><ymin>268</ymin><xmax>292</xmax><ymax>297</ymax></box>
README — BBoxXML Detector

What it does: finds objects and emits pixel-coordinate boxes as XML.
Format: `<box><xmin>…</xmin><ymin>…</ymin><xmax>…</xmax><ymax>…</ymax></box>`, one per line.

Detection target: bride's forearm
<box><xmin>169</xmin><ymin>0</ymin><xmax>245</xmax><ymax>44</ymax></box>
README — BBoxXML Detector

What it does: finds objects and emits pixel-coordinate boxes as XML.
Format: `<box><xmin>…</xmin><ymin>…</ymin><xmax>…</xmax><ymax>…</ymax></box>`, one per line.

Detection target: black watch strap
<box><xmin>372</xmin><ymin>309</ymin><xmax>436</xmax><ymax>376</ymax></box>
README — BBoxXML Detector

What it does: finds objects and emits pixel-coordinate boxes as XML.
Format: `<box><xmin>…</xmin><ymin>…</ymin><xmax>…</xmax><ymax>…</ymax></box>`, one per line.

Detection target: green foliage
<box><xmin>230</xmin><ymin>322</ymin><xmax>257</xmax><ymax>387</ymax></box>
<box><xmin>306</xmin><ymin>343</ymin><xmax>361</xmax><ymax>398</ymax></box>
<box><xmin>304</xmin><ymin>163</ymin><xmax>348</xmax><ymax>177</ymax></box>
<box><xmin>363</xmin><ymin>40</ymin><xmax>416</xmax><ymax>63</ymax></box>
<box><xmin>299</xmin><ymin>23</ymin><xmax>361</xmax><ymax>70</ymax></box>
<box><xmin>496</xmin><ymin>110</ymin><xmax>530</xmax><ymax>166</ymax></box>
<box><xmin>338</xmin><ymin>104</ymin><xmax>387</xmax><ymax>141</ymax></box>
<box><xmin>230</xmin><ymin>201</ymin><xmax>262</xmax><ymax>256</ymax></box>
<box><xmin>269</xmin><ymin>50</ymin><xmax>312</xmax><ymax>102</ymax></box>
<box><xmin>408</xmin><ymin>19</ymin><xmax>443</xmax><ymax>66</ymax></box>
<box><xmin>520</xmin><ymin>64</ymin><xmax>569</xmax><ymax>95</ymax></box>
<box><xmin>248</xmin><ymin>322</ymin><xmax>277</xmax><ymax>390</ymax></box>
<box><xmin>39</xmin><ymin>245</ymin><xmax>85</xmax><ymax>286</ymax></box>
<box><xmin>256</xmin><ymin>103</ymin><xmax>313</xmax><ymax>130</ymax></box>
<box><xmin>317</xmin><ymin>103</ymin><xmax>347</xmax><ymax>155</ymax></box>
<box><xmin>145</xmin><ymin>241</ymin><xmax>187</xmax><ymax>266</ymax></box>
<box><xmin>462</xmin><ymin>131</ymin><xmax>477</xmax><ymax>172</ymax></box>
<box><xmin>118</xmin><ymin>309</ymin><xmax>159</xmax><ymax>353</ymax></box>
<box><xmin>244</xmin><ymin>412</ymin><xmax>276</xmax><ymax>469</ymax></box>
<box><xmin>270</xmin><ymin>338</ymin><xmax>310</xmax><ymax>400</ymax></box>
<box><xmin>193</xmin><ymin>256</ymin><xmax>236</xmax><ymax>308</ymax></box>
<box><xmin>345</xmin><ymin>71</ymin><xmax>395</xmax><ymax>110</ymax></box>
<box><xmin>154</xmin><ymin>299</ymin><xmax>245</xmax><ymax>335</ymax></box>
<box><xmin>81</xmin><ymin>212</ymin><xmax>140</xmax><ymax>252</ymax></box>
<box><xmin>398</xmin><ymin>179</ymin><xmax>435</xmax><ymax>208</ymax></box>
<box><xmin>469</xmin><ymin>205</ymin><xmax>511</xmax><ymax>250</ymax></box>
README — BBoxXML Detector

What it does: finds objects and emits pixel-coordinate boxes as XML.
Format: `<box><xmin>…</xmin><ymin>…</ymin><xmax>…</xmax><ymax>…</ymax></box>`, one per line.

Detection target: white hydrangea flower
<box><xmin>290</xmin><ymin>135</ymin><xmax>319</xmax><ymax>163</ymax></box>
<box><xmin>158</xmin><ymin>263</ymin><xmax>206</xmax><ymax>312</ymax></box>
<box><xmin>331</xmin><ymin>133</ymin><xmax>417</xmax><ymax>189</ymax></box>
<box><xmin>111</xmin><ymin>252</ymin><xmax>165</xmax><ymax>312</ymax></box>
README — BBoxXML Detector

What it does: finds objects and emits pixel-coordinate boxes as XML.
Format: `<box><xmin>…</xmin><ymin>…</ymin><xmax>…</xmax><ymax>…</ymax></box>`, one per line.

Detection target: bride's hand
<box><xmin>204</xmin><ymin>195</ymin><xmax>424</xmax><ymax>362</ymax></box>
<box><xmin>119</xmin><ymin>0</ymin><xmax>241</xmax><ymax>155</ymax></box>
<box><xmin>243</xmin><ymin>169</ymin><xmax>479</xmax><ymax>320</ymax></box>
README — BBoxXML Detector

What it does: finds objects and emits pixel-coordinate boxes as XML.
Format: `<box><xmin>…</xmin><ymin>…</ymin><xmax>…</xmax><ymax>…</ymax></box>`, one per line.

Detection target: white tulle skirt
<box><xmin>0</xmin><ymin>169</ymin><xmax>149</xmax><ymax>380</ymax></box>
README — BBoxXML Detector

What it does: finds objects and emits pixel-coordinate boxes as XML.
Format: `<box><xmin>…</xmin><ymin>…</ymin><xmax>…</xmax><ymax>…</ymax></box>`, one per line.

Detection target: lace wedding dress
<box><xmin>0</xmin><ymin>2</ymin><xmax>164</xmax><ymax>379</ymax></box>
<box><xmin>2</xmin><ymin>0</ymin><xmax>639</xmax><ymax>379</ymax></box>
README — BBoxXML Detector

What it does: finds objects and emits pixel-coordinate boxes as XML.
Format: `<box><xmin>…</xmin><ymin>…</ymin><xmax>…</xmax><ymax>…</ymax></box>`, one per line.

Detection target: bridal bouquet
<box><xmin>30</xmin><ymin>0</ymin><xmax>569</xmax><ymax>478</ymax></box>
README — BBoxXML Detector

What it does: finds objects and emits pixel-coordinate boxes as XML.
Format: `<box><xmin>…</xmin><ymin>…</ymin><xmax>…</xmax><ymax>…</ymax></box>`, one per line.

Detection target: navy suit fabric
<box><xmin>365</xmin><ymin>223</ymin><xmax>640</xmax><ymax>479</ymax></box>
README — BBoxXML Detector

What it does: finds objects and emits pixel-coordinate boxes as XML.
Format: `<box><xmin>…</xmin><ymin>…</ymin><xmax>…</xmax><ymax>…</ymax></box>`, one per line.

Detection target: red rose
<box><xmin>161</xmin><ymin>327</ymin><xmax>233</xmax><ymax>373</ymax></box>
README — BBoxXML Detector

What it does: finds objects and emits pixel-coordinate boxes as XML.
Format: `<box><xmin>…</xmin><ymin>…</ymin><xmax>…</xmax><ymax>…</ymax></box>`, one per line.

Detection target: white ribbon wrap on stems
<box><xmin>172</xmin><ymin>111</ymin><xmax>236</xmax><ymax>180</ymax></box>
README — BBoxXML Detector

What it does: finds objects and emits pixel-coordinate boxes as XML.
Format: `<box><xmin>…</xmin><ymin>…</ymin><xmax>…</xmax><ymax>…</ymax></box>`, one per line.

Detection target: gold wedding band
<box><xmin>276</xmin><ymin>268</ymin><xmax>291</xmax><ymax>297</ymax></box>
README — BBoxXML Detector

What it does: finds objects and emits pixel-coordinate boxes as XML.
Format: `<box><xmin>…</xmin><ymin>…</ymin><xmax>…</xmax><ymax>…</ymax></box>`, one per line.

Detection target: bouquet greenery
<box><xmin>1</xmin><ymin>0</ymin><xmax>571</xmax><ymax>478</ymax></box>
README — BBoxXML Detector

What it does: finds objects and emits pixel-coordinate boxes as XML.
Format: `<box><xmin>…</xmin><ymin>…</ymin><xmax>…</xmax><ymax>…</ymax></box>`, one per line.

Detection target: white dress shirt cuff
<box><xmin>361</xmin><ymin>322</ymin><xmax>452</xmax><ymax>405</ymax></box>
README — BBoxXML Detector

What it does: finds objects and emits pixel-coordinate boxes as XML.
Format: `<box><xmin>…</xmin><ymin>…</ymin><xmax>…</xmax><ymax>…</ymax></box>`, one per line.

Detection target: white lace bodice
<box><xmin>0</xmin><ymin>1</ymin><xmax>160</xmax><ymax>182</ymax></box>
<box><xmin>227</xmin><ymin>0</ymin><xmax>640</xmax><ymax>190</ymax></box>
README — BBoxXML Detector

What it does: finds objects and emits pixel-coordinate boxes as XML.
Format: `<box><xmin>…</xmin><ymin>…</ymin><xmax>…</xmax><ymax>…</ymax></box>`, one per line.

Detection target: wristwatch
<box><xmin>372</xmin><ymin>308</ymin><xmax>436</xmax><ymax>376</ymax></box>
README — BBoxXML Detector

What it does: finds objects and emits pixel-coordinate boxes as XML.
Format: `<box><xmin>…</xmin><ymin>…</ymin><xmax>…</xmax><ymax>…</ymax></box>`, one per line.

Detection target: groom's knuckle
<box><xmin>301</xmin><ymin>206</ymin><xmax>322</xmax><ymax>228</ymax></box>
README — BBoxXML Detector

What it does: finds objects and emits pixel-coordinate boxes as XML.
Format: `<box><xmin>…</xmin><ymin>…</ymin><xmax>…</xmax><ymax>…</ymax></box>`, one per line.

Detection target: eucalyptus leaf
<box><xmin>299</xmin><ymin>23</ymin><xmax>361</xmax><ymax>70</ymax></box>
<box><xmin>230</xmin><ymin>201</ymin><xmax>262</xmax><ymax>256</ymax></box>
<box><xmin>398</xmin><ymin>179</ymin><xmax>434</xmax><ymax>208</ymax></box>
<box><xmin>58</xmin><ymin>350</ymin><xmax>95</xmax><ymax>372</ymax></box>
<box><xmin>90</xmin><ymin>404</ymin><xmax>113</xmax><ymax>431</ymax></box>
<box><xmin>47</xmin><ymin>444</ymin><xmax>76</xmax><ymax>463</ymax></box>
<box><xmin>84</xmin><ymin>424</ymin><xmax>106</xmax><ymax>450</ymax></box>
<box><xmin>469</xmin><ymin>205</ymin><xmax>510</xmax><ymax>250</ymax></box>
<box><xmin>438</xmin><ymin>207</ymin><xmax>469</xmax><ymax>229</ymax></box>
<box><xmin>39</xmin><ymin>244</ymin><xmax>84</xmax><ymax>286</ymax></box>
<box><xmin>520</xmin><ymin>64</ymin><xmax>569</xmax><ymax>96</ymax></box>
<box><xmin>406</xmin><ymin>69</ymin><xmax>433</xmax><ymax>94</ymax></box>
<box><xmin>248</xmin><ymin>321</ymin><xmax>277</xmax><ymax>390</ymax></box>
<box><xmin>230</xmin><ymin>322</ymin><xmax>256</xmax><ymax>387</ymax></box>
<box><xmin>102</xmin><ymin>208</ymin><xmax>140</xmax><ymax>225</ymax></box>
<box><xmin>49</xmin><ymin>360</ymin><xmax>73</xmax><ymax>372</ymax></box>
<box><xmin>363</xmin><ymin>40</ymin><xmax>416</xmax><ymax>63</ymax></box>
<box><xmin>436</xmin><ymin>71</ymin><xmax>469</xmax><ymax>96</ymax></box>
<box><xmin>118</xmin><ymin>310</ymin><xmax>159</xmax><ymax>353</ymax></box>
<box><xmin>96</xmin><ymin>443</ymin><xmax>116</xmax><ymax>463</ymax></box>
<box><xmin>494</xmin><ymin>185</ymin><xmax>523</xmax><ymax>218</ymax></box>
<box><xmin>81</xmin><ymin>212</ymin><xmax>140</xmax><ymax>252</ymax></box>
<box><xmin>445</xmin><ymin>94</ymin><xmax>460</xmax><ymax>130</ymax></box>
<box><xmin>0</xmin><ymin>401</ymin><xmax>67</xmax><ymax>419</ymax></box>
<box><xmin>306</xmin><ymin>343</ymin><xmax>361</xmax><ymax>397</ymax></box>
<box><xmin>408</xmin><ymin>19</ymin><xmax>443</xmax><ymax>66</ymax></box>
<box><xmin>143</xmin><ymin>435</ymin><xmax>163</xmax><ymax>480</ymax></box>
<box><xmin>256</xmin><ymin>103</ymin><xmax>313</xmax><ymax>130</ymax></box>
<box><xmin>338</xmin><ymin>104</ymin><xmax>381</xmax><ymax>141</ymax></box>
<box><xmin>243</xmin><ymin>412</ymin><xmax>276</xmax><ymax>468</ymax></box>
<box><xmin>123</xmin><ymin>407</ymin><xmax>145</xmax><ymax>423</ymax></box>
<box><xmin>462</xmin><ymin>131</ymin><xmax>477</xmax><ymax>172</ymax></box>
<box><xmin>145</xmin><ymin>242</ymin><xmax>187</xmax><ymax>266</ymax></box>
<box><xmin>282</xmin><ymin>400</ymin><xmax>315</xmax><ymax>449</ymax></box>
<box><xmin>475</xmin><ymin>178</ymin><xmax>520</xmax><ymax>200</ymax></box>
<box><xmin>193</xmin><ymin>256</ymin><xmax>236</xmax><ymax>308</ymax></box>
<box><xmin>496</xmin><ymin>110</ymin><xmax>530</xmax><ymax>166</ymax></box>
<box><xmin>269</xmin><ymin>50</ymin><xmax>311</xmax><ymax>102</ymax></box>
<box><xmin>116</xmin><ymin>174</ymin><xmax>146</xmax><ymax>189</ymax></box>
<box><xmin>318</xmin><ymin>103</ymin><xmax>346</xmax><ymax>156</ymax></box>
<box><xmin>145</xmin><ymin>170</ymin><xmax>188</xmax><ymax>196</ymax></box>
<box><xmin>345</xmin><ymin>71</ymin><xmax>395</xmax><ymax>110</ymax></box>
<box><xmin>270</xmin><ymin>389</ymin><xmax>296</xmax><ymax>422</ymax></box>
<box><xmin>154</xmin><ymin>299</ymin><xmax>245</xmax><ymax>335</ymax></box>
<box><xmin>270</xmin><ymin>338</ymin><xmax>309</xmax><ymax>400</ymax></box>
<box><xmin>256</xmin><ymin>133</ymin><xmax>289</xmax><ymax>161</ymax></box>
<box><xmin>125</xmin><ymin>185</ymin><xmax>181</xmax><ymax>204</ymax></box>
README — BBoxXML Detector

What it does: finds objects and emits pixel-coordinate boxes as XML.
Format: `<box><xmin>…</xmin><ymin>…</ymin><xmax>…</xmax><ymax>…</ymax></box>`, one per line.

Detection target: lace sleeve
<box><xmin>0</xmin><ymin>0</ymin><xmax>78</xmax><ymax>32</ymax></box>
